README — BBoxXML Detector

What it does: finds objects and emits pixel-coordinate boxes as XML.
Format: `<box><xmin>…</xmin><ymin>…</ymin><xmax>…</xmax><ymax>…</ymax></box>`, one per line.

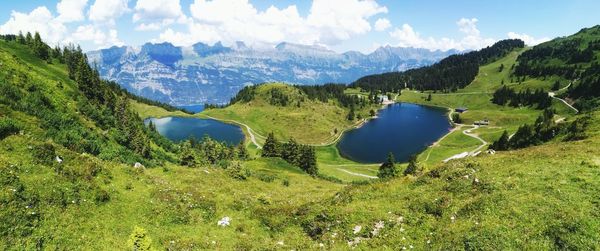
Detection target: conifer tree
<box><xmin>347</xmin><ymin>107</ymin><xmax>355</xmax><ymax>121</ymax></box>
<box><xmin>25</xmin><ymin>32</ymin><xmax>32</xmax><ymax>44</ymax></box>
<box><xmin>300</xmin><ymin>146</ymin><xmax>318</xmax><ymax>176</ymax></box>
<box><xmin>262</xmin><ymin>132</ymin><xmax>279</xmax><ymax>157</ymax></box>
<box><xmin>491</xmin><ymin>130</ymin><xmax>510</xmax><ymax>150</ymax></box>
<box><xmin>17</xmin><ymin>31</ymin><xmax>25</xmax><ymax>44</ymax></box>
<box><xmin>378</xmin><ymin>152</ymin><xmax>398</xmax><ymax>178</ymax></box>
<box><xmin>33</xmin><ymin>32</ymin><xmax>49</xmax><ymax>60</ymax></box>
<box><xmin>237</xmin><ymin>142</ymin><xmax>249</xmax><ymax>160</ymax></box>
<box><xmin>403</xmin><ymin>154</ymin><xmax>419</xmax><ymax>176</ymax></box>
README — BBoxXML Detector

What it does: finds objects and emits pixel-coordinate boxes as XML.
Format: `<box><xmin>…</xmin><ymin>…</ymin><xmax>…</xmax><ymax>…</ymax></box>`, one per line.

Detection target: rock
<box><xmin>133</xmin><ymin>162</ymin><xmax>145</xmax><ymax>169</ymax></box>
<box><xmin>353</xmin><ymin>225</ymin><xmax>362</xmax><ymax>234</ymax></box>
<box><xmin>55</xmin><ymin>156</ymin><xmax>63</xmax><ymax>164</ymax></box>
<box><xmin>217</xmin><ymin>216</ymin><xmax>230</xmax><ymax>227</ymax></box>
<box><xmin>371</xmin><ymin>221</ymin><xmax>385</xmax><ymax>236</ymax></box>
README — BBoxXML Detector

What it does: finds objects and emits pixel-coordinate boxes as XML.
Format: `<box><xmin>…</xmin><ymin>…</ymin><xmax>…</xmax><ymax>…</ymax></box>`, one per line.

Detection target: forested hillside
<box><xmin>514</xmin><ymin>25</ymin><xmax>600</xmax><ymax>111</ymax></box>
<box><xmin>352</xmin><ymin>39</ymin><xmax>525</xmax><ymax>92</ymax></box>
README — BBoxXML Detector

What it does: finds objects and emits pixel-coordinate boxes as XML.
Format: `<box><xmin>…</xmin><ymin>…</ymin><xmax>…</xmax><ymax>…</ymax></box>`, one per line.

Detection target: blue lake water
<box><xmin>145</xmin><ymin>117</ymin><xmax>244</xmax><ymax>145</ymax></box>
<box><xmin>176</xmin><ymin>104</ymin><xmax>205</xmax><ymax>113</ymax></box>
<box><xmin>337</xmin><ymin>103</ymin><xmax>452</xmax><ymax>163</ymax></box>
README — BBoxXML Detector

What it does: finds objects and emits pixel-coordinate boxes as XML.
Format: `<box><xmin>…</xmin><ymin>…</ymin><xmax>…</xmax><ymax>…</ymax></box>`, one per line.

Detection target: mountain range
<box><xmin>87</xmin><ymin>42</ymin><xmax>457</xmax><ymax>105</ymax></box>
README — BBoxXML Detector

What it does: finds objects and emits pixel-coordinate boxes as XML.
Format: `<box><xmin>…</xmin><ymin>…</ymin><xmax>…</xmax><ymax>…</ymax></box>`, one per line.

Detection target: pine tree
<box><xmin>552</xmin><ymin>80</ymin><xmax>560</xmax><ymax>91</ymax></box>
<box><xmin>403</xmin><ymin>155</ymin><xmax>419</xmax><ymax>176</ymax></box>
<box><xmin>451</xmin><ymin>113</ymin><xmax>462</xmax><ymax>124</ymax></box>
<box><xmin>237</xmin><ymin>142</ymin><xmax>249</xmax><ymax>160</ymax></box>
<box><xmin>262</xmin><ymin>132</ymin><xmax>279</xmax><ymax>157</ymax></box>
<box><xmin>25</xmin><ymin>32</ymin><xmax>32</xmax><ymax>44</ymax></box>
<box><xmin>378</xmin><ymin>152</ymin><xmax>398</xmax><ymax>178</ymax></box>
<box><xmin>491</xmin><ymin>130</ymin><xmax>510</xmax><ymax>150</ymax></box>
<box><xmin>347</xmin><ymin>107</ymin><xmax>355</xmax><ymax>121</ymax></box>
<box><xmin>180</xmin><ymin>140</ymin><xmax>198</xmax><ymax>167</ymax></box>
<box><xmin>300</xmin><ymin>146</ymin><xmax>318</xmax><ymax>176</ymax></box>
<box><xmin>17</xmin><ymin>31</ymin><xmax>25</xmax><ymax>44</ymax></box>
<box><xmin>32</xmin><ymin>32</ymin><xmax>49</xmax><ymax>60</ymax></box>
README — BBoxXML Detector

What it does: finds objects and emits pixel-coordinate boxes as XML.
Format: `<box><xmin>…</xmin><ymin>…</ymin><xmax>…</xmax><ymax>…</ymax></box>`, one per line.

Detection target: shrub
<box><xmin>226</xmin><ymin>161</ymin><xmax>250</xmax><ymax>180</ymax></box>
<box><xmin>127</xmin><ymin>227</ymin><xmax>153</xmax><ymax>251</ymax></box>
<box><xmin>0</xmin><ymin>118</ymin><xmax>21</xmax><ymax>140</ymax></box>
<box><xmin>32</xmin><ymin>142</ymin><xmax>56</xmax><ymax>165</ymax></box>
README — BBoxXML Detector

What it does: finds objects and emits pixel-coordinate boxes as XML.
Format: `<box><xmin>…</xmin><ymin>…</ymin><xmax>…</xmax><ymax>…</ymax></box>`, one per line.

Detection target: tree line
<box><xmin>261</xmin><ymin>133</ymin><xmax>318</xmax><ymax>176</ymax></box>
<box><xmin>177</xmin><ymin>135</ymin><xmax>248</xmax><ymax>167</ymax></box>
<box><xmin>352</xmin><ymin>39</ymin><xmax>525</xmax><ymax>93</ymax></box>
<box><xmin>489</xmin><ymin>109</ymin><xmax>590</xmax><ymax>151</ymax></box>
<box><xmin>0</xmin><ymin>33</ymin><xmax>216</xmax><ymax>167</ymax></box>
<box><xmin>492</xmin><ymin>86</ymin><xmax>553</xmax><ymax>109</ymax></box>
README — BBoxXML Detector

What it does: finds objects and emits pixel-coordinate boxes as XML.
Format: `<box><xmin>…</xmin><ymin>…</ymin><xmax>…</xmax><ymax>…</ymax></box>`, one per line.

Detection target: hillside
<box><xmin>2</xmin><ymin>27</ymin><xmax>600</xmax><ymax>250</ymax></box>
<box><xmin>0</xmin><ymin>35</ymin><xmax>344</xmax><ymax>249</ymax></box>
<box><xmin>202</xmin><ymin>83</ymin><xmax>381</xmax><ymax>145</ymax></box>
<box><xmin>515</xmin><ymin>25</ymin><xmax>600</xmax><ymax>111</ymax></box>
<box><xmin>352</xmin><ymin>39</ymin><xmax>526</xmax><ymax>92</ymax></box>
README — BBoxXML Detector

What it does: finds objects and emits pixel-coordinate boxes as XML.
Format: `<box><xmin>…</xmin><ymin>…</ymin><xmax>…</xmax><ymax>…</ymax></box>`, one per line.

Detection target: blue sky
<box><xmin>1</xmin><ymin>0</ymin><xmax>599</xmax><ymax>53</ymax></box>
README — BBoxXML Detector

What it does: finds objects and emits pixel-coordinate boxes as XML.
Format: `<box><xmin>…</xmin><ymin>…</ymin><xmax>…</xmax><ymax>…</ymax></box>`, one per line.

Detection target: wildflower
<box><xmin>217</xmin><ymin>217</ymin><xmax>230</xmax><ymax>227</ymax></box>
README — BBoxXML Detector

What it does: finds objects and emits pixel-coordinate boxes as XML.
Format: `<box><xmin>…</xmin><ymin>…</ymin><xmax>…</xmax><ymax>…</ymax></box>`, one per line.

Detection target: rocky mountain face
<box><xmin>87</xmin><ymin>42</ymin><xmax>457</xmax><ymax>105</ymax></box>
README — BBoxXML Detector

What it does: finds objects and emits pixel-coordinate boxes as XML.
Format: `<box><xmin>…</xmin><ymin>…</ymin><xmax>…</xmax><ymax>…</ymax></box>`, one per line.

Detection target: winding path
<box><xmin>336</xmin><ymin>168</ymin><xmax>378</xmax><ymax>179</ymax></box>
<box><xmin>462</xmin><ymin>125</ymin><xmax>487</xmax><ymax>154</ymax></box>
<box><xmin>203</xmin><ymin>115</ymin><xmax>263</xmax><ymax>149</ymax></box>
<box><xmin>548</xmin><ymin>81</ymin><xmax>579</xmax><ymax>114</ymax></box>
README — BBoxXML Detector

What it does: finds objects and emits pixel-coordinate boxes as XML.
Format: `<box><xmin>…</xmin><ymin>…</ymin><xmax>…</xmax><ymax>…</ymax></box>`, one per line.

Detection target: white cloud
<box><xmin>161</xmin><ymin>0</ymin><xmax>386</xmax><ymax>47</ymax></box>
<box><xmin>507</xmin><ymin>32</ymin><xmax>550</xmax><ymax>46</ymax></box>
<box><xmin>158</xmin><ymin>22</ymin><xmax>221</xmax><ymax>46</ymax></box>
<box><xmin>88</xmin><ymin>0</ymin><xmax>130</xmax><ymax>25</ymax></box>
<box><xmin>306</xmin><ymin>0</ymin><xmax>387</xmax><ymax>43</ymax></box>
<box><xmin>389</xmin><ymin>18</ymin><xmax>496</xmax><ymax>51</ymax></box>
<box><xmin>133</xmin><ymin>0</ymin><xmax>185</xmax><ymax>30</ymax></box>
<box><xmin>374</xmin><ymin>18</ymin><xmax>391</xmax><ymax>31</ymax></box>
<box><xmin>67</xmin><ymin>25</ymin><xmax>124</xmax><ymax>48</ymax></box>
<box><xmin>0</xmin><ymin>7</ymin><xmax>67</xmax><ymax>45</ymax></box>
<box><xmin>56</xmin><ymin>0</ymin><xmax>88</xmax><ymax>22</ymax></box>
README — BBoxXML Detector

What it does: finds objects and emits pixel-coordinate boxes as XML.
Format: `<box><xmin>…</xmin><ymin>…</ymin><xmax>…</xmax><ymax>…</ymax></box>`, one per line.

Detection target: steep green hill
<box><xmin>515</xmin><ymin>25</ymin><xmax>600</xmax><ymax>111</ymax></box>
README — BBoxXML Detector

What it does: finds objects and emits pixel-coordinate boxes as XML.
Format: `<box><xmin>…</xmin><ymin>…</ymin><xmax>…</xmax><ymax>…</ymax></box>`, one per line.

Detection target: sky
<box><xmin>1</xmin><ymin>0</ymin><xmax>599</xmax><ymax>53</ymax></box>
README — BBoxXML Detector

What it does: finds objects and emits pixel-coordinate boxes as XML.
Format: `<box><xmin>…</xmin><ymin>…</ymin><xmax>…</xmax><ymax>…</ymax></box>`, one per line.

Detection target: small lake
<box><xmin>145</xmin><ymin>117</ymin><xmax>244</xmax><ymax>145</ymax></box>
<box><xmin>337</xmin><ymin>103</ymin><xmax>452</xmax><ymax>163</ymax></box>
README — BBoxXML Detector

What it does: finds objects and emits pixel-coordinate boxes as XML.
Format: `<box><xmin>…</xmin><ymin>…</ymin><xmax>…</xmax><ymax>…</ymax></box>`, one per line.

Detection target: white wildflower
<box><xmin>217</xmin><ymin>217</ymin><xmax>230</xmax><ymax>227</ymax></box>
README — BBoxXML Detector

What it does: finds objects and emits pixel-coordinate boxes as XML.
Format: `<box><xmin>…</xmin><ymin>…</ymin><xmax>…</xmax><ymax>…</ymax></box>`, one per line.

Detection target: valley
<box><xmin>2</xmin><ymin>23</ymin><xmax>600</xmax><ymax>250</ymax></box>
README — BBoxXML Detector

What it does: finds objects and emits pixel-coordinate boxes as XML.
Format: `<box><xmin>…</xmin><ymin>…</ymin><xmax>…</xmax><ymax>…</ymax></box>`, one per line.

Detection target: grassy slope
<box><xmin>398</xmin><ymin>47</ymin><xmax>578</xmax><ymax>166</ymax></box>
<box><xmin>200</xmin><ymin>83</ymin><xmax>382</xmax><ymax>181</ymax></box>
<box><xmin>202</xmin><ymin>83</ymin><xmax>376</xmax><ymax>145</ymax></box>
<box><xmin>297</xmin><ymin>113</ymin><xmax>600</xmax><ymax>249</ymax></box>
<box><xmin>0</xmin><ymin>40</ymin><xmax>344</xmax><ymax>249</ymax></box>
<box><xmin>2</xmin><ymin>37</ymin><xmax>600</xmax><ymax>249</ymax></box>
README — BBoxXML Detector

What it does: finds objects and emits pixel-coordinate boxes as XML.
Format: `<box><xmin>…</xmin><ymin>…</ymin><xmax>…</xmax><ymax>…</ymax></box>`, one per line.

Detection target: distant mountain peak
<box><xmin>88</xmin><ymin>40</ymin><xmax>457</xmax><ymax>105</ymax></box>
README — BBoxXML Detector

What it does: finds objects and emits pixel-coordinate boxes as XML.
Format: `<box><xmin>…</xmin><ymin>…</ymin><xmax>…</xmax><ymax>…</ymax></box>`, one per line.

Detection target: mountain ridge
<box><xmin>87</xmin><ymin>41</ymin><xmax>458</xmax><ymax>105</ymax></box>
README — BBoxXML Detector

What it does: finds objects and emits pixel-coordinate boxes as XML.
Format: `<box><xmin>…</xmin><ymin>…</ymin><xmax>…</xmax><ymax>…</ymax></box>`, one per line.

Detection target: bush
<box><xmin>127</xmin><ymin>227</ymin><xmax>153</xmax><ymax>251</ymax></box>
<box><xmin>0</xmin><ymin>118</ymin><xmax>21</xmax><ymax>140</ymax></box>
<box><xmin>32</xmin><ymin>142</ymin><xmax>56</xmax><ymax>165</ymax></box>
<box><xmin>226</xmin><ymin>161</ymin><xmax>250</xmax><ymax>180</ymax></box>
